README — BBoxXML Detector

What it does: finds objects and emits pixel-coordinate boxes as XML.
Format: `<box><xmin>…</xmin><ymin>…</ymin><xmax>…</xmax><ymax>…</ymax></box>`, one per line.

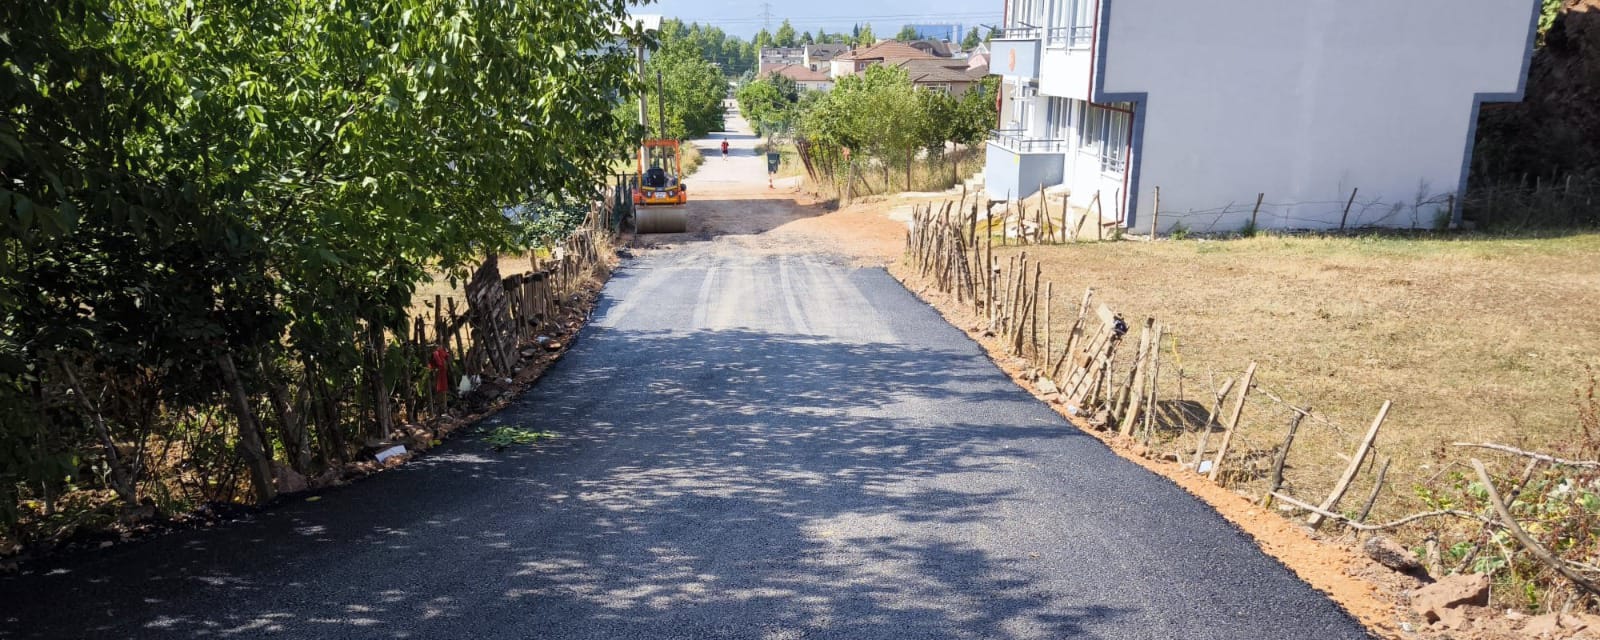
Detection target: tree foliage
<box><xmin>962</xmin><ymin>27</ymin><xmax>982</xmax><ymax>50</ymax></box>
<box><xmin>857</xmin><ymin>24</ymin><xmax>877</xmax><ymax>46</ymax></box>
<box><xmin>775</xmin><ymin>20</ymin><xmax>797</xmax><ymax>48</ymax></box>
<box><xmin>614</xmin><ymin>18</ymin><xmax>730</xmax><ymax>140</ymax></box>
<box><xmin>896</xmin><ymin>26</ymin><xmax>919</xmax><ymax>42</ymax></box>
<box><xmin>0</xmin><ymin>0</ymin><xmax>636</xmax><ymax>536</ymax></box>
<box><xmin>737</xmin><ymin>74</ymin><xmax>801</xmax><ymax>138</ymax></box>
<box><xmin>797</xmin><ymin>68</ymin><xmax>997</xmax><ymax>189</ymax></box>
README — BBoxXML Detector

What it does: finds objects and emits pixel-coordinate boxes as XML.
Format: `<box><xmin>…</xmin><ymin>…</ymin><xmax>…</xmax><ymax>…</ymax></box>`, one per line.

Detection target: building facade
<box><xmin>830</xmin><ymin>41</ymin><xmax>986</xmax><ymax>95</ymax></box>
<box><xmin>759</xmin><ymin>47</ymin><xmax>805</xmax><ymax>67</ymax></box>
<box><xmin>802</xmin><ymin>44</ymin><xmax>850</xmax><ymax>72</ymax></box>
<box><xmin>907</xmin><ymin>23</ymin><xmax>964</xmax><ymax>43</ymax></box>
<box><xmin>764</xmin><ymin>63</ymin><xmax>835</xmax><ymax>92</ymax></box>
<box><xmin>985</xmin><ymin>0</ymin><xmax>1541</xmax><ymax>231</ymax></box>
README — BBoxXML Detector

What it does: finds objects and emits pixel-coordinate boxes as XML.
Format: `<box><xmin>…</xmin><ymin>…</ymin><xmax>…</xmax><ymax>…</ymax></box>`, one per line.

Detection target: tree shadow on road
<box><xmin>0</xmin><ymin>324</ymin><xmax>1133</xmax><ymax>639</ymax></box>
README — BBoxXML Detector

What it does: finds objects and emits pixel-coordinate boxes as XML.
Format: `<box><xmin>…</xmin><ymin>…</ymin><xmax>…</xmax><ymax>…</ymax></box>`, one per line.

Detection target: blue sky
<box><xmin>635</xmin><ymin>0</ymin><xmax>1002</xmax><ymax>39</ymax></box>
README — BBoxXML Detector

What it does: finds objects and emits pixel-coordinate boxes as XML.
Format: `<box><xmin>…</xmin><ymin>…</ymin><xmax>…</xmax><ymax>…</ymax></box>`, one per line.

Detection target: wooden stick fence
<box><xmin>903</xmin><ymin>197</ymin><xmax>1402</xmax><ymax>533</ymax></box>
<box><xmin>911</xmin><ymin>194</ymin><xmax>1600</xmax><ymax>604</ymax></box>
<box><xmin>393</xmin><ymin>202</ymin><xmax>616</xmax><ymax>426</ymax></box>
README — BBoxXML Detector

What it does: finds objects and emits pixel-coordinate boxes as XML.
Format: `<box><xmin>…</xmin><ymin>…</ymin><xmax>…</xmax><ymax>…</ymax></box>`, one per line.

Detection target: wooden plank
<box><xmin>1141</xmin><ymin>323</ymin><xmax>1164</xmax><ymax>445</ymax></box>
<box><xmin>1308</xmin><ymin>400</ymin><xmax>1391</xmax><ymax>527</ymax></box>
<box><xmin>1095</xmin><ymin>303</ymin><xmax>1116</xmax><ymax>328</ymax></box>
<box><xmin>1208</xmin><ymin>362</ymin><xmax>1257</xmax><ymax>482</ymax></box>
<box><xmin>1117</xmin><ymin>318</ymin><xmax>1155</xmax><ymax>436</ymax></box>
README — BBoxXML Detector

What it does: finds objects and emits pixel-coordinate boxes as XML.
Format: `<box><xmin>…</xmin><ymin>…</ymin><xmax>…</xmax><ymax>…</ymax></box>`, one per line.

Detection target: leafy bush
<box><xmin>0</xmin><ymin>0</ymin><xmax>635</xmax><ymax>542</ymax></box>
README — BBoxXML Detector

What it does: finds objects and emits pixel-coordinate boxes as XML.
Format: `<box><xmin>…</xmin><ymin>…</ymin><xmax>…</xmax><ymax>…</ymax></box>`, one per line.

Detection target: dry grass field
<box><xmin>993</xmin><ymin>231</ymin><xmax>1600</xmax><ymax>520</ymax></box>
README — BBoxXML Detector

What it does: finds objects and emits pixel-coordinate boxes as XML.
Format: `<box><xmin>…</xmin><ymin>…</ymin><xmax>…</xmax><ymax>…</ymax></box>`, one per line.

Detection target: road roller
<box><xmin>632</xmin><ymin>138</ymin><xmax>688</xmax><ymax>233</ymax></box>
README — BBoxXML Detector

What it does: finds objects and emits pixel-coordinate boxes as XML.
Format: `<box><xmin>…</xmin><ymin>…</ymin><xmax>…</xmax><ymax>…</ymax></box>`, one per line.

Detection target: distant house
<box><xmin>802</xmin><ymin>44</ymin><xmax>850</xmax><ymax>72</ymax></box>
<box><xmin>829</xmin><ymin>41</ymin><xmax>937</xmax><ymax>78</ymax></box>
<box><xmin>829</xmin><ymin>41</ymin><xmax>983</xmax><ymax>94</ymax></box>
<box><xmin>966</xmin><ymin>45</ymin><xmax>991</xmax><ymax>73</ymax></box>
<box><xmin>763</xmin><ymin>63</ymin><xmax>835</xmax><ymax>92</ymax></box>
<box><xmin>984</xmin><ymin>0</ymin><xmax>1541</xmax><ymax>232</ymax></box>
<box><xmin>759</xmin><ymin>47</ymin><xmax>805</xmax><ymax>67</ymax></box>
<box><xmin>892</xmin><ymin>59</ymin><xmax>988</xmax><ymax>95</ymax></box>
<box><xmin>907</xmin><ymin>39</ymin><xmax>955</xmax><ymax>58</ymax></box>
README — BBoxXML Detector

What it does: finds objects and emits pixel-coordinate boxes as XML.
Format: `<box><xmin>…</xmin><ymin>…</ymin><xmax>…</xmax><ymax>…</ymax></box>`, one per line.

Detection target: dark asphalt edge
<box><xmin>876</xmin><ymin>263</ymin><xmax>1381</xmax><ymax>639</ymax></box>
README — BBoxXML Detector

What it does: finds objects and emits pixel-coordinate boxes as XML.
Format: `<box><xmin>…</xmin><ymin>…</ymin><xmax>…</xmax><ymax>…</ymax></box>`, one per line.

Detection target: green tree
<box><xmin>962</xmin><ymin>27</ymin><xmax>982</xmax><ymax>50</ymax></box>
<box><xmin>737</xmin><ymin>75</ymin><xmax>801</xmax><ymax>138</ymax></box>
<box><xmin>1</xmin><ymin>0</ymin><xmax>636</xmax><ymax>526</ymax></box>
<box><xmin>802</xmin><ymin>31</ymin><xmax>814</xmax><ymax>45</ymax></box>
<box><xmin>754</xmin><ymin>29</ymin><xmax>774</xmax><ymax>50</ymax></box>
<box><xmin>623</xmin><ymin>21</ymin><xmax>728</xmax><ymax>139</ymax></box>
<box><xmin>857</xmin><ymin>23</ymin><xmax>876</xmax><ymax>46</ymax></box>
<box><xmin>896</xmin><ymin>25</ymin><xmax>919</xmax><ymax>41</ymax></box>
<box><xmin>775</xmin><ymin>20</ymin><xmax>797</xmax><ymax>47</ymax></box>
<box><xmin>799</xmin><ymin>65</ymin><xmax>923</xmax><ymax>189</ymax></box>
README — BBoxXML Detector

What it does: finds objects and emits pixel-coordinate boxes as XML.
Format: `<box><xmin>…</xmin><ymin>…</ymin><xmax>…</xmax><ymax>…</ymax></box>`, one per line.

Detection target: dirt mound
<box><xmin>1475</xmin><ymin>1</ymin><xmax>1600</xmax><ymax>178</ymax></box>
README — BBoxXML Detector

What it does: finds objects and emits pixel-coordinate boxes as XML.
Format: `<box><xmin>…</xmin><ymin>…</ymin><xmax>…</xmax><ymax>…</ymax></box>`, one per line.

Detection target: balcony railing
<box><xmin>995</xmin><ymin>26</ymin><xmax>1043</xmax><ymax>40</ymax></box>
<box><xmin>1045</xmin><ymin>25</ymin><xmax>1094</xmax><ymax>48</ymax></box>
<box><xmin>991</xmin><ymin>129</ymin><xmax>1069</xmax><ymax>153</ymax></box>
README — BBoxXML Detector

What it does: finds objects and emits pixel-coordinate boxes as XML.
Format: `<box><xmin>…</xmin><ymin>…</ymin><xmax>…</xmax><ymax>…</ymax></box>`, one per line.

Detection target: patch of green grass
<box><xmin>481</xmin><ymin>426</ymin><xmax>555</xmax><ymax>451</ymax></box>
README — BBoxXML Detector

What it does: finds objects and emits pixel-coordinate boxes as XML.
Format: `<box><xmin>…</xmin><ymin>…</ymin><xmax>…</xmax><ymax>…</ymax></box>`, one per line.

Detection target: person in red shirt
<box><xmin>720</xmin><ymin>138</ymin><xmax>729</xmax><ymax>160</ymax></box>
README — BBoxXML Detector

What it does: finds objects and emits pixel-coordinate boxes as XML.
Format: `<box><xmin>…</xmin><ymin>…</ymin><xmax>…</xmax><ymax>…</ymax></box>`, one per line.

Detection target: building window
<box><xmin>1010</xmin><ymin>84</ymin><xmax>1037</xmax><ymax>132</ymax></box>
<box><xmin>1045</xmin><ymin>97</ymin><xmax>1074</xmax><ymax>143</ymax></box>
<box><xmin>1079</xmin><ymin>102</ymin><xmax>1131</xmax><ymax>174</ymax></box>
<box><xmin>1067</xmin><ymin>0</ymin><xmax>1094</xmax><ymax>48</ymax></box>
<box><xmin>922</xmin><ymin>83</ymin><xmax>953</xmax><ymax>95</ymax></box>
<box><xmin>1008</xmin><ymin>0</ymin><xmax>1047</xmax><ymax>34</ymax></box>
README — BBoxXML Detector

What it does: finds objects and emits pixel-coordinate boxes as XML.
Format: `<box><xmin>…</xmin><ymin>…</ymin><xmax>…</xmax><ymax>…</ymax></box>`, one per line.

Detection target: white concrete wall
<box><xmin>1098</xmin><ymin>0</ymin><xmax>1537</xmax><ymax>232</ymax></box>
<box><xmin>1037</xmin><ymin>47</ymin><xmax>1095</xmax><ymax>102</ymax></box>
<box><xmin>1063</xmin><ymin>147</ymin><xmax>1128</xmax><ymax>223</ymax></box>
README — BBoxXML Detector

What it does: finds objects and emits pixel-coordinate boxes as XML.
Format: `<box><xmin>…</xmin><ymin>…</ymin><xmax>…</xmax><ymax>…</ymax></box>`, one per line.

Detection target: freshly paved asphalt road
<box><xmin>0</xmin><ymin>115</ymin><xmax>1371</xmax><ymax>639</ymax></box>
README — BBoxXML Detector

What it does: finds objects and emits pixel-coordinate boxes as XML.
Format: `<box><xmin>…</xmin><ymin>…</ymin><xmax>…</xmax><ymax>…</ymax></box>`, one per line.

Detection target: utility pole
<box><xmin>760</xmin><ymin>2</ymin><xmax>773</xmax><ymax>32</ymax></box>
<box><xmin>636</xmin><ymin>36</ymin><xmax>648</xmax><ymax>169</ymax></box>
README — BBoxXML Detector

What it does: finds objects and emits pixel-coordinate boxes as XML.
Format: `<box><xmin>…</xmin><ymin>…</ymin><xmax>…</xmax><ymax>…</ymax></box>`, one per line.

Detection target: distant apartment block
<box><xmin>759</xmin><ymin>47</ymin><xmax>805</xmax><ymax>67</ymax></box>
<box><xmin>906</xmin><ymin>23</ymin><xmax>963</xmax><ymax>43</ymax></box>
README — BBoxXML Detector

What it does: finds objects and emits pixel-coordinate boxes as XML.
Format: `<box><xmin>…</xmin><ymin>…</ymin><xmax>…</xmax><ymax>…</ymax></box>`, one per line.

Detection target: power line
<box><xmin>673</xmin><ymin>11</ymin><xmax>999</xmax><ymax>26</ymax></box>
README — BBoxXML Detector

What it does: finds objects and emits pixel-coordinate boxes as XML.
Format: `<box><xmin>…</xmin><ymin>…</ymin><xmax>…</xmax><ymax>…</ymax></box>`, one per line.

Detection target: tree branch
<box><xmin>1452</xmin><ymin>442</ymin><xmax>1600</xmax><ymax>469</ymax></box>
<box><xmin>1470</xmin><ymin>459</ymin><xmax>1600</xmax><ymax>599</ymax></box>
<box><xmin>1268</xmin><ymin>491</ymin><xmax>1493</xmax><ymax>531</ymax></box>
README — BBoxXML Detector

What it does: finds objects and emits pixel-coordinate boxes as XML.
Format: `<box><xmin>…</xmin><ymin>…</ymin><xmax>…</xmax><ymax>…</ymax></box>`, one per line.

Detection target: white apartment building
<box><xmin>986</xmin><ymin>0</ymin><xmax>1541</xmax><ymax>231</ymax></box>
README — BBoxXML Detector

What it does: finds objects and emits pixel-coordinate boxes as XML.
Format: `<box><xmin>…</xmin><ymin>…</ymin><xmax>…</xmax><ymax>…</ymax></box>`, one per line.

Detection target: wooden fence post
<box><xmin>1340</xmin><ymin>187</ymin><xmax>1359</xmax><ymax>231</ymax></box>
<box><xmin>1208</xmin><ymin>362</ymin><xmax>1257</xmax><ymax>482</ymax></box>
<box><xmin>1262</xmin><ymin>406</ymin><xmax>1308</xmax><ymax>507</ymax></box>
<box><xmin>1308</xmin><ymin>400</ymin><xmax>1391</xmax><ymax>528</ymax></box>
<box><xmin>1150</xmin><ymin>186</ymin><xmax>1161</xmax><ymax>241</ymax></box>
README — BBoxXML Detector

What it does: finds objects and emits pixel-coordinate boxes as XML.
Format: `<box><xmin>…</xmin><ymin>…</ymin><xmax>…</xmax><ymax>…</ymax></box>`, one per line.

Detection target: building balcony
<box><xmin>989</xmin><ymin>29</ymin><xmax>1042</xmax><ymax>80</ymax></box>
<box><xmin>985</xmin><ymin>130</ymin><xmax>1067</xmax><ymax>200</ymax></box>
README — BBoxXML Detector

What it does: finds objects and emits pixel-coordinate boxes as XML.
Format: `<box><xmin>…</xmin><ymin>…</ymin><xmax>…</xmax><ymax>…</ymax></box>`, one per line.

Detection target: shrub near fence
<box><xmin>904</xmin><ymin>197</ymin><xmax>1600</xmax><ymax>614</ymax></box>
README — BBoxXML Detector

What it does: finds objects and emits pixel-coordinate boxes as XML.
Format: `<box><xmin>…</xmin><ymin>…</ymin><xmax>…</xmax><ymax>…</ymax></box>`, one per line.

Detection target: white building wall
<box><xmin>1037</xmin><ymin>48</ymin><xmax>1094</xmax><ymax>102</ymax></box>
<box><xmin>1097</xmin><ymin>0</ymin><xmax>1538</xmax><ymax>232</ymax></box>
